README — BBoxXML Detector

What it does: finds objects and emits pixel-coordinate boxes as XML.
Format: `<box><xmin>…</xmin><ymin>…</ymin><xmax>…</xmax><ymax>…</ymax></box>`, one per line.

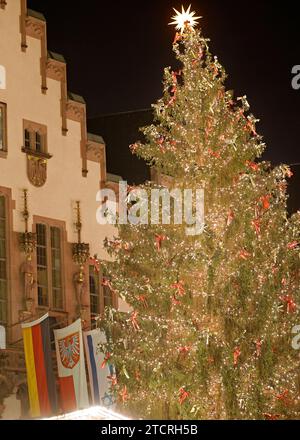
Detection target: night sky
<box><xmin>27</xmin><ymin>1</ymin><xmax>300</xmax><ymax>189</ymax></box>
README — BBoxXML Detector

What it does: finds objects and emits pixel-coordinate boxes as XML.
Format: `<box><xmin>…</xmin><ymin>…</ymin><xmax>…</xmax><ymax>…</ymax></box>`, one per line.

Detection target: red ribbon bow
<box><xmin>246</xmin><ymin>161</ymin><xmax>259</xmax><ymax>172</ymax></box>
<box><xmin>155</xmin><ymin>234</ymin><xmax>166</xmax><ymax>251</ymax></box>
<box><xmin>233</xmin><ymin>347</ymin><xmax>241</xmax><ymax>366</ymax></box>
<box><xmin>178</xmin><ymin>346</ymin><xmax>191</xmax><ymax>354</ymax></box>
<box><xmin>171</xmin><ymin>281</ymin><xmax>185</xmax><ymax>297</ymax></box>
<box><xmin>167</xmin><ymin>95</ymin><xmax>176</xmax><ymax>107</ymax></box>
<box><xmin>178</xmin><ymin>388</ymin><xmax>189</xmax><ymax>405</ymax></box>
<box><xmin>120</xmin><ymin>385</ymin><xmax>128</xmax><ymax>404</ymax></box>
<box><xmin>107</xmin><ymin>375</ymin><xmax>117</xmax><ymax>387</ymax></box>
<box><xmin>280</xmin><ymin>295</ymin><xmax>297</xmax><ymax>313</ymax></box>
<box><xmin>171</xmin><ymin>71</ymin><xmax>178</xmax><ymax>85</ymax></box>
<box><xmin>264</xmin><ymin>413</ymin><xmax>280</xmax><ymax>420</ymax></box>
<box><xmin>261</xmin><ymin>195</ymin><xmax>270</xmax><ymax>210</ymax></box>
<box><xmin>239</xmin><ymin>250</ymin><xmax>251</xmax><ymax>260</ymax></box>
<box><xmin>208</xmin><ymin>149</ymin><xmax>221</xmax><ymax>158</ymax></box>
<box><xmin>130</xmin><ymin>311</ymin><xmax>140</xmax><ymax>331</ymax></box>
<box><xmin>137</xmin><ymin>295</ymin><xmax>148</xmax><ymax>308</ymax></box>
<box><xmin>287</xmin><ymin>241</ymin><xmax>299</xmax><ymax>250</ymax></box>
<box><xmin>276</xmin><ymin>390</ymin><xmax>290</xmax><ymax>406</ymax></box>
<box><xmin>173</xmin><ymin>32</ymin><xmax>182</xmax><ymax>45</ymax></box>
<box><xmin>227</xmin><ymin>209</ymin><xmax>234</xmax><ymax>226</ymax></box>
<box><xmin>281</xmin><ymin>278</ymin><xmax>287</xmax><ymax>286</ymax></box>
<box><xmin>101</xmin><ymin>352</ymin><xmax>111</xmax><ymax>369</ymax></box>
<box><xmin>252</xmin><ymin>219</ymin><xmax>261</xmax><ymax>236</ymax></box>
<box><xmin>246</xmin><ymin>120</ymin><xmax>257</xmax><ymax>136</ymax></box>
<box><xmin>255</xmin><ymin>340</ymin><xmax>262</xmax><ymax>358</ymax></box>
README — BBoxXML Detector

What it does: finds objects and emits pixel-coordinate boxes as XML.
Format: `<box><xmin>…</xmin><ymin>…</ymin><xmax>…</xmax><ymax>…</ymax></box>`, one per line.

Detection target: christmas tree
<box><xmin>99</xmin><ymin>7</ymin><xmax>300</xmax><ymax>420</ymax></box>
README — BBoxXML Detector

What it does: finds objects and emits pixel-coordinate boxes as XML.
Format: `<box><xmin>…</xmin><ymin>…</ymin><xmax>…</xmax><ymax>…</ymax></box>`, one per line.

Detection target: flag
<box><xmin>84</xmin><ymin>329</ymin><xmax>116</xmax><ymax>408</ymax></box>
<box><xmin>22</xmin><ymin>313</ymin><xmax>57</xmax><ymax>418</ymax></box>
<box><xmin>54</xmin><ymin>318</ymin><xmax>89</xmax><ymax>413</ymax></box>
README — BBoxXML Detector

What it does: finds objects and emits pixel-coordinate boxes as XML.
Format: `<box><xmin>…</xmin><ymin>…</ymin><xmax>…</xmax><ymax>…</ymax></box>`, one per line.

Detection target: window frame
<box><xmin>0</xmin><ymin>187</ymin><xmax>13</xmax><ymax>335</ymax></box>
<box><xmin>22</xmin><ymin>120</ymin><xmax>50</xmax><ymax>158</ymax></box>
<box><xmin>24</xmin><ymin>128</ymin><xmax>31</xmax><ymax>149</ymax></box>
<box><xmin>36</xmin><ymin>223</ymin><xmax>48</xmax><ymax>307</ymax></box>
<box><xmin>0</xmin><ymin>102</ymin><xmax>7</xmax><ymax>156</ymax></box>
<box><xmin>102</xmin><ymin>275</ymin><xmax>114</xmax><ymax>310</ymax></box>
<box><xmin>89</xmin><ymin>265</ymin><xmax>100</xmax><ymax>322</ymax></box>
<box><xmin>35</xmin><ymin>131</ymin><xmax>42</xmax><ymax>153</ymax></box>
<box><xmin>50</xmin><ymin>226</ymin><xmax>63</xmax><ymax>310</ymax></box>
<box><xmin>88</xmin><ymin>265</ymin><xmax>118</xmax><ymax>323</ymax></box>
<box><xmin>0</xmin><ymin>194</ymin><xmax>7</xmax><ymax>325</ymax></box>
<box><xmin>34</xmin><ymin>218</ymin><xmax>65</xmax><ymax>312</ymax></box>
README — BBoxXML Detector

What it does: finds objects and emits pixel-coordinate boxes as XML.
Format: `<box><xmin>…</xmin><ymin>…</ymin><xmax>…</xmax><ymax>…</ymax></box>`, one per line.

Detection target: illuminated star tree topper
<box><xmin>169</xmin><ymin>4</ymin><xmax>202</xmax><ymax>33</ymax></box>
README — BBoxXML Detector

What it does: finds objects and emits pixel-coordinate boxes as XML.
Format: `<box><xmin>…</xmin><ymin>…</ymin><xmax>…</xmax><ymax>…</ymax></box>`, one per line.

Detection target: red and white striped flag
<box><xmin>54</xmin><ymin>319</ymin><xmax>89</xmax><ymax>413</ymax></box>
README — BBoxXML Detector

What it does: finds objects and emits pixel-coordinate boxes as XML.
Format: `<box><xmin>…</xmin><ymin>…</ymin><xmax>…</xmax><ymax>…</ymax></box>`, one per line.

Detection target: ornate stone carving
<box><xmin>19</xmin><ymin>232</ymin><xmax>36</xmax><ymax>257</ymax></box>
<box><xmin>73</xmin><ymin>244</ymin><xmax>89</xmax><ymax>321</ymax></box>
<box><xmin>72</xmin><ymin>242</ymin><xmax>90</xmax><ymax>302</ymax></box>
<box><xmin>27</xmin><ymin>155</ymin><xmax>47</xmax><ymax>187</ymax></box>
<box><xmin>72</xmin><ymin>202</ymin><xmax>90</xmax><ymax>317</ymax></box>
<box><xmin>19</xmin><ymin>310</ymin><xmax>33</xmax><ymax>322</ymax></box>
<box><xmin>23</xmin><ymin>14</ymin><xmax>48</xmax><ymax>93</ymax></box>
<box><xmin>45</xmin><ymin>59</ymin><xmax>68</xmax><ymax>134</ymax></box>
<box><xmin>21</xmin><ymin>261</ymin><xmax>36</xmax><ymax>302</ymax></box>
<box><xmin>73</xmin><ymin>272</ymin><xmax>87</xmax><ymax>310</ymax></box>
<box><xmin>79</xmin><ymin>305</ymin><xmax>89</xmax><ymax>323</ymax></box>
<box><xmin>25</xmin><ymin>17</ymin><xmax>44</xmax><ymax>39</ymax></box>
<box><xmin>72</xmin><ymin>242</ymin><xmax>90</xmax><ymax>269</ymax></box>
<box><xmin>87</xmin><ymin>142</ymin><xmax>105</xmax><ymax>162</ymax></box>
<box><xmin>20</xmin><ymin>263</ymin><xmax>36</xmax><ymax>316</ymax></box>
<box><xmin>66</xmin><ymin>99</ymin><xmax>88</xmax><ymax>176</ymax></box>
<box><xmin>22</xmin><ymin>121</ymin><xmax>51</xmax><ymax>187</ymax></box>
<box><xmin>46</xmin><ymin>59</ymin><xmax>65</xmax><ymax>81</ymax></box>
<box><xmin>66</xmin><ymin>101</ymin><xmax>85</xmax><ymax>122</ymax></box>
<box><xmin>19</xmin><ymin>190</ymin><xmax>37</xmax><ymax>320</ymax></box>
<box><xmin>0</xmin><ymin>1</ymin><xmax>7</xmax><ymax>10</ymax></box>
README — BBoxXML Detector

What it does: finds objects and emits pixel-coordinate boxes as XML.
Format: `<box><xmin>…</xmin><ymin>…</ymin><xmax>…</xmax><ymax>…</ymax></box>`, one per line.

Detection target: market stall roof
<box><xmin>45</xmin><ymin>406</ymin><xmax>130</xmax><ymax>420</ymax></box>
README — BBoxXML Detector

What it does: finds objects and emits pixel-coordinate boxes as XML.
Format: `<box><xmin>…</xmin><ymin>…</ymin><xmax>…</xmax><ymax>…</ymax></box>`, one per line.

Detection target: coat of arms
<box><xmin>58</xmin><ymin>332</ymin><xmax>80</xmax><ymax>369</ymax></box>
<box><xmin>27</xmin><ymin>155</ymin><xmax>47</xmax><ymax>187</ymax></box>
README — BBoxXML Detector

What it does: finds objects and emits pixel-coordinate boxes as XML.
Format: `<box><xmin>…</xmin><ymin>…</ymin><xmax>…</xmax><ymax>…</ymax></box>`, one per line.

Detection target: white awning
<box><xmin>44</xmin><ymin>406</ymin><xmax>130</xmax><ymax>420</ymax></box>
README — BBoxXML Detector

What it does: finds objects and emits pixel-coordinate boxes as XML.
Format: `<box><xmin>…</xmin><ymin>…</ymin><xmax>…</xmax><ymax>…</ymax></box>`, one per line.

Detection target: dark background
<box><xmin>27</xmin><ymin>0</ymin><xmax>300</xmax><ymax>208</ymax></box>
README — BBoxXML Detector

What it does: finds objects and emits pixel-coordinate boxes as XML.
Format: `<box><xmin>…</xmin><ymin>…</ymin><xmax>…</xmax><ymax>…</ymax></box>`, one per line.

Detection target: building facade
<box><xmin>0</xmin><ymin>0</ymin><xmax>125</xmax><ymax>418</ymax></box>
